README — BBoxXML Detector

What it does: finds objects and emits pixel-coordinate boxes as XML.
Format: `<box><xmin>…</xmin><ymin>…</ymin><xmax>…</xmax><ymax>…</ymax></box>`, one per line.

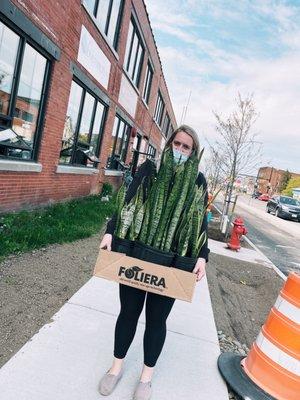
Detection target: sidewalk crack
<box><xmin>67</xmin><ymin>301</ymin><xmax>219</xmax><ymax>346</ymax></box>
<box><xmin>67</xmin><ymin>301</ymin><xmax>119</xmax><ymax>317</ymax></box>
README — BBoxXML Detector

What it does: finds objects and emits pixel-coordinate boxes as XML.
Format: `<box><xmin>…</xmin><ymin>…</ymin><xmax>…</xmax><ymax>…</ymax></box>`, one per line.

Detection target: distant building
<box><xmin>257</xmin><ymin>167</ymin><xmax>300</xmax><ymax>195</ymax></box>
<box><xmin>234</xmin><ymin>175</ymin><xmax>255</xmax><ymax>194</ymax></box>
<box><xmin>292</xmin><ymin>188</ymin><xmax>300</xmax><ymax>200</ymax></box>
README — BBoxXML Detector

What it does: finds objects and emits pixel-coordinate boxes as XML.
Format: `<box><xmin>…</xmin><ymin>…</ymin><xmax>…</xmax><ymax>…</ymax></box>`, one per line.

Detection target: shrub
<box><xmin>101</xmin><ymin>183</ymin><xmax>113</xmax><ymax>197</ymax></box>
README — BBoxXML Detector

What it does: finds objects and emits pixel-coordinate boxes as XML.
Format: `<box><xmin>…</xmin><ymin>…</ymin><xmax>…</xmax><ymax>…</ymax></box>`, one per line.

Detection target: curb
<box><xmin>212</xmin><ymin>204</ymin><xmax>286</xmax><ymax>281</ymax></box>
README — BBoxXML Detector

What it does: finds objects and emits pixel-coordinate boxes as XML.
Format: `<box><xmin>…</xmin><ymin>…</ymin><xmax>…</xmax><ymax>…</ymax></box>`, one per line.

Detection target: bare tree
<box><xmin>204</xmin><ymin>146</ymin><xmax>226</xmax><ymax>194</ymax></box>
<box><xmin>213</xmin><ymin>93</ymin><xmax>262</xmax><ymax>216</ymax></box>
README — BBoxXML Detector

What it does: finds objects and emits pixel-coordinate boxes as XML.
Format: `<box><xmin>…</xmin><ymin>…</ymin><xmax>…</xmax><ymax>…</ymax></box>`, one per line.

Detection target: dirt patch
<box><xmin>0</xmin><ymin>229</ymin><xmax>105</xmax><ymax>368</ymax></box>
<box><xmin>208</xmin><ymin>206</ymin><xmax>252</xmax><ymax>249</ymax></box>
<box><xmin>206</xmin><ymin>253</ymin><xmax>284</xmax><ymax>347</ymax></box>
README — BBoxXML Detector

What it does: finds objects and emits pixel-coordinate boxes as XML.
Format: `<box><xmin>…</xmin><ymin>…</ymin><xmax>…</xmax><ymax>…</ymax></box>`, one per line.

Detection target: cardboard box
<box><xmin>93</xmin><ymin>249</ymin><xmax>197</xmax><ymax>302</ymax></box>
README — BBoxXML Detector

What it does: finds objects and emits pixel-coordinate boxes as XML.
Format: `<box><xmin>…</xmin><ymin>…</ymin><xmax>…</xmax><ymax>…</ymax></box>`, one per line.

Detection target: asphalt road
<box><xmin>216</xmin><ymin>195</ymin><xmax>300</xmax><ymax>276</ymax></box>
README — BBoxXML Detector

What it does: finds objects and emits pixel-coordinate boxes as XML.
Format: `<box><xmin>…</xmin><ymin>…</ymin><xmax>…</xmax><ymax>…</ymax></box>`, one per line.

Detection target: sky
<box><xmin>146</xmin><ymin>0</ymin><xmax>300</xmax><ymax>175</ymax></box>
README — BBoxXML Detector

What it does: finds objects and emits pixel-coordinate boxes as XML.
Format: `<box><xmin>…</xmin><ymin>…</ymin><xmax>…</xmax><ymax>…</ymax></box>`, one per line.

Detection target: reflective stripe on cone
<box><xmin>218</xmin><ymin>273</ymin><xmax>300</xmax><ymax>400</ymax></box>
<box><xmin>274</xmin><ymin>295</ymin><xmax>300</xmax><ymax>325</ymax></box>
<box><xmin>243</xmin><ymin>272</ymin><xmax>300</xmax><ymax>400</ymax></box>
<box><xmin>242</xmin><ymin>343</ymin><xmax>300</xmax><ymax>400</ymax></box>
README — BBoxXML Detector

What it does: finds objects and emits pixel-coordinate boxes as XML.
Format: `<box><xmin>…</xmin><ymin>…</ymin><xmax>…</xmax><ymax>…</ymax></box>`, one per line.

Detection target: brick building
<box><xmin>0</xmin><ymin>0</ymin><xmax>177</xmax><ymax>212</ymax></box>
<box><xmin>257</xmin><ymin>166</ymin><xmax>300</xmax><ymax>195</ymax></box>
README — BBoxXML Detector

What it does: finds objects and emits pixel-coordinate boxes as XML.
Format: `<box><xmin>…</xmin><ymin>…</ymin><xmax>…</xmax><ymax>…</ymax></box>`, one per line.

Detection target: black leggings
<box><xmin>114</xmin><ymin>284</ymin><xmax>176</xmax><ymax>367</ymax></box>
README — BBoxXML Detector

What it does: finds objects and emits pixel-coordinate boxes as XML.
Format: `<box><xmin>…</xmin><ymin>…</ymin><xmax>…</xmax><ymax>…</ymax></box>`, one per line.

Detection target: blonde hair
<box><xmin>165</xmin><ymin>124</ymin><xmax>200</xmax><ymax>157</ymax></box>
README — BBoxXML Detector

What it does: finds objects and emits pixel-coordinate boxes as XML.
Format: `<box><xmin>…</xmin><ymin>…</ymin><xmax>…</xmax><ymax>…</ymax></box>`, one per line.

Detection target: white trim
<box><xmin>104</xmin><ymin>169</ymin><xmax>123</xmax><ymax>177</ymax></box>
<box><xmin>256</xmin><ymin>332</ymin><xmax>300</xmax><ymax>376</ymax></box>
<box><xmin>274</xmin><ymin>295</ymin><xmax>300</xmax><ymax>324</ymax></box>
<box><xmin>0</xmin><ymin>160</ymin><xmax>42</xmax><ymax>172</ymax></box>
<box><xmin>56</xmin><ymin>165</ymin><xmax>99</xmax><ymax>175</ymax></box>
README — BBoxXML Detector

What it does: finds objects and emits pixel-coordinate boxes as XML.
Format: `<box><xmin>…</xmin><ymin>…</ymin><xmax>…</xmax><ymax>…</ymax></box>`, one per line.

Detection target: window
<box><xmin>124</xmin><ymin>19</ymin><xmax>144</xmax><ymax>87</ymax></box>
<box><xmin>136</xmin><ymin>137</ymin><xmax>148</xmax><ymax>166</ymax></box>
<box><xmin>168</xmin><ymin>123</ymin><xmax>174</xmax><ymax>136</ymax></box>
<box><xmin>280</xmin><ymin>196</ymin><xmax>299</xmax><ymax>206</ymax></box>
<box><xmin>0</xmin><ymin>20</ymin><xmax>50</xmax><ymax>161</ymax></box>
<box><xmin>162</xmin><ymin>113</ymin><xmax>170</xmax><ymax>135</ymax></box>
<box><xmin>154</xmin><ymin>91</ymin><xmax>165</xmax><ymax>127</ymax></box>
<box><xmin>59</xmin><ymin>80</ymin><xmax>106</xmax><ymax>168</ymax></box>
<box><xmin>83</xmin><ymin>0</ymin><xmax>123</xmax><ymax>50</ymax></box>
<box><xmin>132</xmin><ymin>132</ymin><xmax>141</xmax><ymax>151</ymax></box>
<box><xmin>106</xmin><ymin>114</ymin><xmax>131</xmax><ymax>169</ymax></box>
<box><xmin>143</xmin><ymin>62</ymin><xmax>153</xmax><ymax>104</ymax></box>
<box><xmin>148</xmin><ymin>143</ymin><xmax>156</xmax><ymax>158</ymax></box>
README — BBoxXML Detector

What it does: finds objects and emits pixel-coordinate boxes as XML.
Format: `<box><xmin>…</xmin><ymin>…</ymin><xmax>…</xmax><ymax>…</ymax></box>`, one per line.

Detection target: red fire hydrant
<box><xmin>227</xmin><ymin>217</ymin><xmax>248</xmax><ymax>251</ymax></box>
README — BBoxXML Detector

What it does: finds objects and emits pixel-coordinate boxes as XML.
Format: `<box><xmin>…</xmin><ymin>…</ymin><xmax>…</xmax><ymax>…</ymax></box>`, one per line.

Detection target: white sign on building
<box><xmin>77</xmin><ymin>25</ymin><xmax>111</xmax><ymax>89</ymax></box>
<box><xmin>292</xmin><ymin>188</ymin><xmax>300</xmax><ymax>200</ymax></box>
<box><xmin>118</xmin><ymin>74</ymin><xmax>138</xmax><ymax>118</ymax></box>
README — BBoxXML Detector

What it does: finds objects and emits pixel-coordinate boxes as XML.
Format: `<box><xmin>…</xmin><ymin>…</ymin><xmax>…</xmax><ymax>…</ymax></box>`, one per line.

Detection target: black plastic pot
<box><xmin>132</xmin><ymin>241</ymin><xmax>175</xmax><ymax>267</ymax></box>
<box><xmin>112</xmin><ymin>236</ymin><xmax>134</xmax><ymax>256</ymax></box>
<box><xmin>173</xmin><ymin>254</ymin><xmax>198</xmax><ymax>273</ymax></box>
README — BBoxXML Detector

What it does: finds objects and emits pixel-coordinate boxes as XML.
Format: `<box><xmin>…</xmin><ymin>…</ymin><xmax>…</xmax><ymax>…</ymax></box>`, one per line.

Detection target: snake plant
<box><xmin>128</xmin><ymin>181</ymin><xmax>145</xmax><ymax>240</ymax></box>
<box><xmin>114</xmin><ymin>146</ymin><xmax>208</xmax><ymax>258</ymax></box>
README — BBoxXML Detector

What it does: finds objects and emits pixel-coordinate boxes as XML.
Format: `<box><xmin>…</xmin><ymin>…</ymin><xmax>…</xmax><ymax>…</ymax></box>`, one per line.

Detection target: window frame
<box><xmin>82</xmin><ymin>0</ymin><xmax>124</xmax><ymax>51</ymax></box>
<box><xmin>59</xmin><ymin>77</ymin><xmax>107</xmax><ymax>168</ymax></box>
<box><xmin>108</xmin><ymin>114</ymin><xmax>131</xmax><ymax>169</ymax></box>
<box><xmin>148</xmin><ymin>143</ymin><xmax>156</xmax><ymax>158</ymax></box>
<box><xmin>154</xmin><ymin>91</ymin><xmax>165</xmax><ymax>128</ymax></box>
<box><xmin>124</xmin><ymin>17</ymin><xmax>145</xmax><ymax>89</ymax></box>
<box><xmin>143</xmin><ymin>61</ymin><xmax>153</xmax><ymax>105</ymax></box>
<box><xmin>0</xmin><ymin>18</ymin><xmax>52</xmax><ymax>162</ymax></box>
<box><xmin>168</xmin><ymin>123</ymin><xmax>174</xmax><ymax>137</ymax></box>
<box><xmin>162</xmin><ymin>112</ymin><xmax>170</xmax><ymax>136</ymax></box>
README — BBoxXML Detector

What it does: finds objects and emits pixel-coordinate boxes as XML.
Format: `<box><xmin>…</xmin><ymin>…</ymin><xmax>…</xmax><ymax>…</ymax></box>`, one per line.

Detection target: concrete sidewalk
<box><xmin>209</xmin><ymin>236</ymin><xmax>286</xmax><ymax>281</ymax></box>
<box><xmin>209</xmin><ymin>238</ymin><xmax>274</xmax><ymax>267</ymax></box>
<box><xmin>0</xmin><ymin>273</ymin><xmax>228</xmax><ymax>399</ymax></box>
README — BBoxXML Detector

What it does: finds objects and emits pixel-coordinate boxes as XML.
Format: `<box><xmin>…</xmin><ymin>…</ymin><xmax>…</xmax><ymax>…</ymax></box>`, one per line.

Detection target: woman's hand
<box><xmin>99</xmin><ymin>233</ymin><xmax>113</xmax><ymax>251</ymax></box>
<box><xmin>192</xmin><ymin>258</ymin><xmax>206</xmax><ymax>282</ymax></box>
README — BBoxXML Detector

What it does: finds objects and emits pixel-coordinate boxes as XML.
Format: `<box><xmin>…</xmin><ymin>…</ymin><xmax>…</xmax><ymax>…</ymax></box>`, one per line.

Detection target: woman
<box><xmin>98</xmin><ymin>125</ymin><xmax>210</xmax><ymax>400</ymax></box>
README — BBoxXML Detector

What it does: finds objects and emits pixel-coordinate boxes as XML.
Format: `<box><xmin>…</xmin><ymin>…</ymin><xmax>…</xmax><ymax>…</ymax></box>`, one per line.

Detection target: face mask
<box><xmin>173</xmin><ymin>148</ymin><xmax>189</xmax><ymax>165</ymax></box>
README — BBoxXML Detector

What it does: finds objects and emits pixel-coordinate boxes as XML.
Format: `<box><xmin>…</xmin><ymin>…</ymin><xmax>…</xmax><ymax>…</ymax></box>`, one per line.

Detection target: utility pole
<box><xmin>180</xmin><ymin>90</ymin><xmax>192</xmax><ymax>124</ymax></box>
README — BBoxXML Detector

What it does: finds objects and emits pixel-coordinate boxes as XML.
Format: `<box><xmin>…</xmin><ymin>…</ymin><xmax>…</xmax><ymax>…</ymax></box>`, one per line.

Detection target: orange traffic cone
<box><xmin>218</xmin><ymin>272</ymin><xmax>300</xmax><ymax>400</ymax></box>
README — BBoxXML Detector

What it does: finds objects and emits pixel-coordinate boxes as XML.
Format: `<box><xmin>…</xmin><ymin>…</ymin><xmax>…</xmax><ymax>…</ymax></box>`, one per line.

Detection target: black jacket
<box><xmin>105</xmin><ymin>158</ymin><xmax>210</xmax><ymax>261</ymax></box>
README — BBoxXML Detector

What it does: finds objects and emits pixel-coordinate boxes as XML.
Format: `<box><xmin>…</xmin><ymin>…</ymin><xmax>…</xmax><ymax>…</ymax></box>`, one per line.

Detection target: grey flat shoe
<box><xmin>98</xmin><ymin>368</ymin><xmax>124</xmax><ymax>396</ymax></box>
<box><xmin>133</xmin><ymin>381</ymin><xmax>152</xmax><ymax>400</ymax></box>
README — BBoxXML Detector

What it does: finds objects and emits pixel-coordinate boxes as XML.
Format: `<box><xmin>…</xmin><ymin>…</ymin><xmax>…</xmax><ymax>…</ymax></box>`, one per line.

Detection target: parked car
<box><xmin>258</xmin><ymin>193</ymin><xmax>270</xmax><ymax>201</ymax></box>
<box><xmin>266</xmin><ymin>195</ymin><xmax>300</xmax><ymax>221</ymax></box>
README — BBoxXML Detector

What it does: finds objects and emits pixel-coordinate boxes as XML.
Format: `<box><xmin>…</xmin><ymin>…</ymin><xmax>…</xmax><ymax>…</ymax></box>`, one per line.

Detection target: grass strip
<box><xmin>0</xmin><ymin>195</ymin><xmax>116</xmax><ymax>260</ymax></box>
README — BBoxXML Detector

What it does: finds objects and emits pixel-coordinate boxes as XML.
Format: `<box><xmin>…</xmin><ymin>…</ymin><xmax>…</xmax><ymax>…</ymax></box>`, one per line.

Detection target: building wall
<box><xmin>0</xmin><ymin>0</ymin><xmax>176</xmax><ymax>212</ymax></box>
<box><xmin>257</xmin><ymin>166</ymin><xmax>300</xmax><ymax>195</ymax></box>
